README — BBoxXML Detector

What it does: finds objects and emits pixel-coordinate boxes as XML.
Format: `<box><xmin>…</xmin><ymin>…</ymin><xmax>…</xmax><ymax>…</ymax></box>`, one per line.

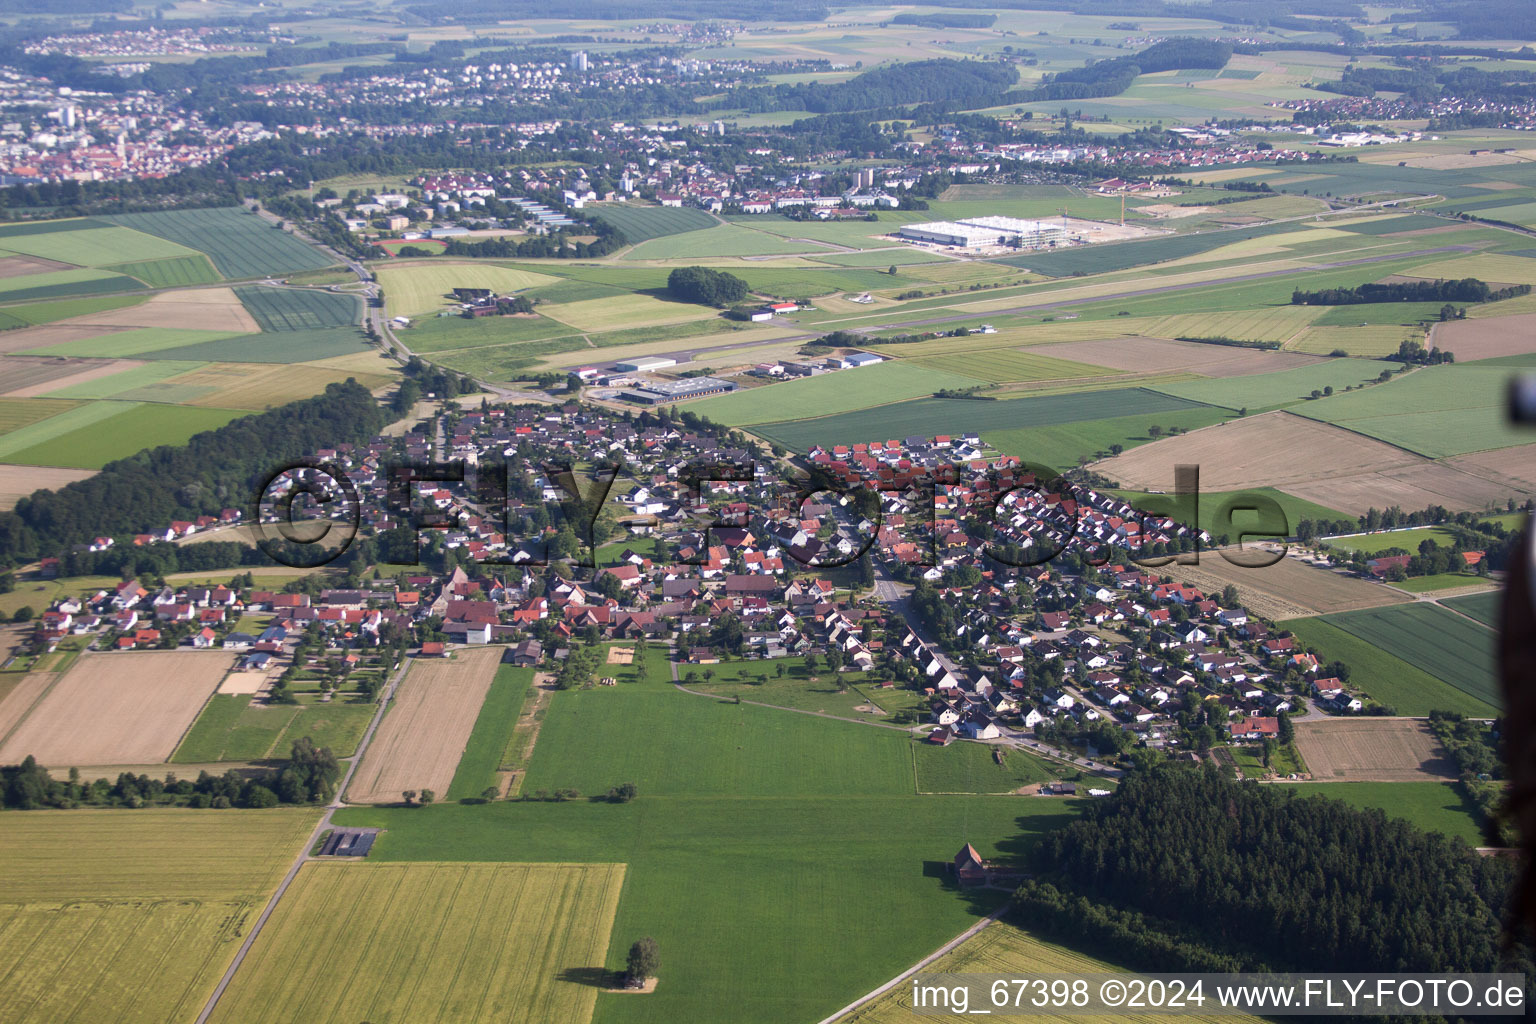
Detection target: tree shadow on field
<box><xmin>559</xmin><ymin>967</ymin><xmax>617</xmax><ymax>989</ymax></box>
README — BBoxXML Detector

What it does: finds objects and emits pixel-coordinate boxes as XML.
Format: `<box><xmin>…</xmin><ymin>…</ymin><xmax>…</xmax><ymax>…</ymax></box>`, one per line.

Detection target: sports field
<box><xmin>687</xmin><ymin>361</ymin><xmax>984</xmax><ymax>426</ymax></box>
<box><xmin>173</xmin><ymin>694</ymin><xmax>375</xmax><ymax>761</ymax></box>
<box><xmin>348</xmin><ymin>648</ymin><xmax>502</xmax><ymax>803</ymax></box>
<box><xmin>1320</xmin><ymin>604</ymin><xmax>1499</xmax><ymax>709</ymax></box>
<box><xmin>750</xmin><ymin>387</ymin><xmax>1209</xmax><ymax>453</ymax></box>
<box><xmin>1284</xmin><ymin>616</ymin><xmax>1497</xmax><ymax>718</ymax></box>
<box><xmin>210</xmin><ymin>861</ymin><xmax>626</xmax><ymax>1024</ymax></box>
<box><xmin>1296</xmin><ymin>364</ymin><xmax>1531</xmax><ymax>458</ymax></box>
<box><xmin>0</xmin><ymin>809</ymin><xmax>320</xmax><ymax>1024</ymax></box>
<box><xmin>377</xmin><ymin>262</ymin><xmax>557</xmax><ymax>318</ymax></box>
<box><xmin>104</xmin><ymin>207</ymin><xmax>336</xmax><ymax>279</ymax></box>
<box><xmin>0</xmin><ymin>650</ymin><xmax>233</xmax><ymax>766</ymax></box>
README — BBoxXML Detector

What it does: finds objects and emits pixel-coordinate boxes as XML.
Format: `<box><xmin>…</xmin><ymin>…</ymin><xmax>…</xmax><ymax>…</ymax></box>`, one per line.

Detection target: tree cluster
<box><xmin>667</xmin><ymin>266</ymin><xmax>749</xmax><ymax>307</ymax></box>
<box><xmin>1292</xmin><ymin>278</ymin><xmax>1530</xmax><ymax>305</ymax></box>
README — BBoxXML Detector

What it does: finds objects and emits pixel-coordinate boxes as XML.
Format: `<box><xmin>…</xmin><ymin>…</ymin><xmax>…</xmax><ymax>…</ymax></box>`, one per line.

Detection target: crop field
<box><xmin>377</xmin><ymin>262</ymin><xmax>558</xmax><ymax>318</ymax></box>
<box><xmin>623</xmin><ymin>223</ymin><xmax>822</xmax><ymax>259</ymax></box>
<box><xmin>1144</xmin><ymin>305</ymin><xmax>1323</xmax><ymax>343</ymax></box>
<box><xmin>168</xmin><ymin>361</ymin><xmax>394</xmax><ymax>410</ymax></box>
<box><xmin>0</xmin><ymin>266</ymin><xmax>142</xmax><ymax>303</ymax></box>
<box><xmin>1296</xmin><ymin>364</ymin><xmax>1528</xmax><ymax>458</ymax></box>
<box><xmin>1146</xmin><ymin>358</ymin><xmax>1386</xmax><ymax>411</ymax></box>
<box><xmin>1322</xmin><ymin>604</ymin><xmax>1498</xmax><ymax>709</ymax></box>
<box><xmin>1293</xmin><ymin>719</ymin><xmax>1457</xmax><ymax>782</ymax></box>
<box><xmin>688</xmin><ymin>362</ymin><xmax>984</xmax><ymax>426</ymax></box>
<box><xmin>140</xmin><ymin>326</ymin><xmax>369</xmax><ymax>364</ymax></box>
<box><xmin>1</xmin><ymin>809</ymin><xmax>320</xmax><ymax>1024</ymax></box>
<box><xmin>811</xmin><ymin>248</ymin><xmax>950</xmax><ymax>267</ymax></box>
<box><xmin>173</xmin><ymin>694</ymin><xmax>375</xmax><ymax>762</ymax></box>
<box><xmin>0</xmin><ymin>399</ymin><xmax>140</xmax><ymax>459</ymax></box>
<box><xmin>525</xmin><ymin>686</ymin><xmax>916</xmax><ymax>797</ymax></box>
<box><xmin>1031</xmin><ymin>335</ymin><xmax>1322</xmax><ymax>377</ymax></box>
<box><xmin>1290</xmin><ymin>324</ymin><xmax>1423</xmax><ymax>357</ymax></box>
<box><xmin>400</xmin><ymin>311</ymin><xmax>576</xmax><ymax>353</ymax></box>
<box><xmin>541</xmin><ymin>293</ymin><xmax>721</xmax><ymax>331</ymax></box>
<box><xmin>1091</xmin><ymin>410</ymin><xmax>1518</xmax><ymax>516</ymax></box>
<box><xmin>0</xmin><ymin>224</ymin><xmax>198</xmax><ymax>267</ymax></box>
<box><xmin>750</xmin><ymin>387</ymin><xmax>1209</xmax><ymax>453</ymax></box>
<box><xmin>907</xmin><ymin>348</ymin><xmax>1108</xmax><ymax>384</ymax></box>
<box><xmin>1284</xmin><ymin>616</ymin><xmax>1497</xmax><ymax>718</ymax></box>
<box><xmin>587</xmin><ymin>203</ymin><xmax>717</xmax><ymax>242</ymax></box>
<box><xmin>73</xmin><ymin>287</ymin><xmax>260</xmax><ymax>333</ymax></box>
<box><xmin>1400</xmin><ymin>253</ymin><xmax>1536</xmax><ymax>286</ymax></box>
<box><xmin>0</xmin><ymin>357</ymin><xmax>146</xmax><ymax>397</ymax></box>
<box><xmin>0</xmin><ymin>650</ymin><xmax>233</xmax><ymax>765</ymax></box>
<box><xmin>210</xmin><ymin>861</ymin><xmax>626</xmax><ymax>1024</ymax></box>
<box><xmin>105</xmin><ymin>253</ymin><xmax>223</xmax><ymax>288</ymax></box>
<box><xmin>335</xmin><ymin>794</ymin><xmax>1076</xmax><ymax>1024</ymax></box>
<box><xmin>104</xmin><ymin>208</ymin><xmax>336</xmax><ymax>279</ymax></box>
<box><xmin>1</xmin><ymin>402</ymin><xmax>243</xmax><ymax>468</ymax></box>
<box><xmin>348</xmin><ymin>647</ymin><xmax>502</xmax><ymax>804</ymax></box>
<box><xmin>1444</xmin><ymin>590</ymin><xmax>1501</xmax><ymax>628</ymax></box>
<box><xmin>234</xmin><ymin>285</ymin><xmax>359</xmax><ymax>332</ymax></box>
<box><xmin>985</xmin><ymin>406</ymin><xmax>1232</xmax><ymax>472</ymax></box>
<box><xmin>839</xmin><ymin>918</ymin><xmax>1255</xmax><ymax>1024</ymax></box>
<box><xmin>992</xmin><ymin>221</ymin><xmax>1296</xmax><ymax>276</ymax></box>
<box><xmin>0</xmin><ymin>395</ymin><xmax>79</xmax><ymax>434</ymax></box>
<box><xmin>1164</xmin><ymin>552</ymin><xmax>1409</xmax><ymax>621</ymax></box>
<box><xmin>19</xmin><ymin>326</ymin><xmax>246</xmax><ymax>358</ymax></box>
<box><xmin>4</xmin><ymin>294</ymin><xmax>147</xmax><ymax>326</ymax></box>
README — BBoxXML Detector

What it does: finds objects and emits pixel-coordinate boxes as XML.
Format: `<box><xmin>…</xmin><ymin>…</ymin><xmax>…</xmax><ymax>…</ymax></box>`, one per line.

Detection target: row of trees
<box><xmin>1292</xmin><ymin>278</ymin><xmax>1531</xmax><ymax>305</ymax></box>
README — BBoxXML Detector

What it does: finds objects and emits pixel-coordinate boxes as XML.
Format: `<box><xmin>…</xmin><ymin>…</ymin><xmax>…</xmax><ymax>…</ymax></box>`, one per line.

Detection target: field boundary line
<box><xmin>0</xmin><ymin>665</ymin><xmax>65</xmax><ymax>752</ymax></box>
<box><xmin>167</xmin><ymin>662</ymin><xmax>236</xmax><ymax>763</ymax></box>
<box><xmin>818</xmin><ymin>903</ymin><xmax>1011</xmax><ymax>1024</ymax></box>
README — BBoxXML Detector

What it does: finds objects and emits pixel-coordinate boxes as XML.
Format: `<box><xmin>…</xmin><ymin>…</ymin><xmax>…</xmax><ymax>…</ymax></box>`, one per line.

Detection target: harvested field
<box><xmin>0</xmin><ymin>254</ymin><xmax>71</xmax><ymax>278</ymax></box>
<box><xmin>157</xmin><ymin>361</ymin><xmax>392</xmax><ymax>410</ymax></box>
<box><xmin>1444</xmin><ymin>443</ymin><xmax>1536</xmax><ymax>497</ymax></box>
<box><xmin>606</xmin><ymin>646</ymin><xmax>635</xmax><ymax>664</ymax></box>
<box><xmin>1165</xmin><ymin>550</ymin><xmax>1410</xmax><ymax>620</ymax></box>
<box><xmin>1432</xmin><ymin>312</ymin><xmax>1536</xmax><ymax>361</ymax></box>
<box><xmin>1092</xmin><ymin>411</ymin><xmax>1522</xmax><ymax>515</ymax></box>
<box><xmin>0</xmin><ymin>650</ymin><xmax>233</xmax><ymax>766</ymax></box>
<box><xmin>1293</xmin><ymin>719</ymin><xmax>1456</xmax><ymax>782</ymax></box>
<box><xmin>65</xmin><ymin>287</ymin><xmax>260</xmax><ymax>333</ymax></box>
<box><xmin>1034</xmin><ymin>336</ymin><xmax>1321</xmax><ymax>377</ymax></box>
<box><xmin>0</xmin><ymin>465</ymin><xmax>96</xmax><ymax>509</ymax></box>
<box><xmin>209</xmin><ymin>862</ymin><xmax>627</xmax><ymax>1024</ymax></box>
<box><xmin>0</xmin><ymin>323</ymin><xmax>127</xmax><ymax>355</ymax></box>
<box><xmin>348</xmin><ymin>647</ymin><xmax>502</xmax><ymax>803</ymax></box>
<box><xmin>0</xmin><ymin>671</ymin><xmax>55</xmax><ymax>744</ymax></box>
<box><xmin>1144</xmin><ymin>306</ymin><xmax>1324</xmax><ymax>343</ymax></box>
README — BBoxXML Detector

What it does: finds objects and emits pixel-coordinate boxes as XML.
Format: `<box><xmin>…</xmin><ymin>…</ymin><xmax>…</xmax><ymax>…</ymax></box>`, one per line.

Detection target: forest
<box><xmin>1292</xmin><ymin>278</ymin><xmax>1532</xmax><ymax>305</ymax></box>
<box><xmin>0</xmin><ymin>380</ymin><xmax>390</xmax><ymax>564</ymax></box>
<box><xmin>1023</xmin><ymin>766</ymin><xmax>1529</xmax><ymax>976</ymax></box>
<box><xmin>1008</xmin><ymin>38</ymin><xmax>1233</xmax><ymax>103</ymax></box>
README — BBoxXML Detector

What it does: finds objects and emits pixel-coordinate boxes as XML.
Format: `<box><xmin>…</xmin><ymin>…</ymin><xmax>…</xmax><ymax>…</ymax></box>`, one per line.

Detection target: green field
<box><xmin>1</xmin><ymin>809</ymin><xmax>320</xmax><ymax>1024</ymax></box>
<box><xmin>104</xmin><ymin>208</ymin><xmax>336</xmax><ymax>279</ymax></box>
<box><xmin>1</xmin><ymin>402</ymin><xmax>244</xmax><ymax>468</ymax></box>
<box><xmin>376</xmin><ymin>263</ymin><xmax>558</xmax><ymax>318</ymax></box>
<box><xmin>1295</xmin><ymin>364</ymin><xmax>1530</xmax><ymax>458</ymax></box>
<box><xmin>20</xmin><ymin>326</ymin><xmax>246</xmax><ymax>358</ymax></box>
<box><xmin>403</xmin><ymin>310</ymin><xmax>577</xmax><ymax>352</ymax></box>
<box><xmin>1284</xmin><ymin>616</ymin><xmax>1497</xmax><ymax>718</ymax></box>
<box><xmin>686</xmin><ymin>361</ymin><xmax>985</xmax><ymax>426</ymax></box>
<box><xmin>623</xmin><ymin>223</ymin><xmax>822</xmax><ymax>259</ymax></box>
<box><xmin>1444</xmin><ymin>590</ymin><xmax>1502</xmax><ymax>628</ymax></box>
<box><xmin>1273</xmin><ymin>782</ymin><xmax>1483</xmax><ymax>845</ymax></box>
<box><xmin>913</xmin><ymin>737</ymin><xmax>1060</xmax><ymax>793</ymax></box>
<box><xmin>587</xmin><ymin>203</ymin><xmax>718</xmax><ymax>242</ymax></box>
<box><xmin>209</xmin><ymin>861</ymin><xmax>627</xmax><ymax>1024</ymax></box>
<box><xmin>1320</xmin><ymin>604</ymin><xmax>1499</xmax><ymax>710</ymax></box>
<box><xmin>106</xmin><ymin>253</ymin><xmax>224</xmax><ymax>288</ymax></box>
<box><xmin>749</xmin><ymin>387</ymin><xmax>1210</xmax><ymax>453</ymax></box>
<box><xmin>0</xmin><ymin>223</ymin><xmax>198</xmax><ymax>267</ymax></box>
<box><xmin>3</xmin><ymin>294</ymin><xmax>147</xmax><ymax>325</ymax></box>
<box><xmin>172</xmin><ymin>693</ymin><xmax>376</xmax><ymax>762</ymax></box>
<box><xmin>1323</xmin><ymin>527</ymin><xmax>1459</xmax><ymax>555</ymax></box>
<box><xmin>812</xmin><ymin>248</ymin><xmax>950</xmax><ymax>267</ymax></box>
<box><xmin>991</xmin><ymin>221</ymin><xmax>1297</xmax><ymax>276</ymax></box>
<box><xmin>1146</xmin><ymin>358</ymin><xmax>1386</xmax><ymax>412</ymax></box>
<box><xmin>0</xmin><ymin>396</ymin><xmax>81</xmax><ymax>435</ymax></box>
<box><xmin>447</xmin><ymin>663</ymin><xmax>534</xmax><ymax>800</ymax></box>
<box><xmin>1108</xmin><ymin>486</ymin><xmax>1351</xmax><ymax>541</ymax></box>
<box><xmin>524</xmin><ymin>685</ymin><xmax>917</xmax><ymax>797</ymax></box>
<box><xmin>235</xmin><ymin>285</ymin><xmax>360</xmax><ymax>332</ymax></box>
<box><xmin>985</xmin><ymin>406</ymin><xmax>1233</xmax><ymax>473</ymax></box>
<box><xmin>0</xmin><ymin>399</ymin><xmax>140</xmax><ymax>458</ymax></box>
<box><xmin>45</xmin><ymin>359</ymin><xmax>206</xmax><ymax>400</ymax></box>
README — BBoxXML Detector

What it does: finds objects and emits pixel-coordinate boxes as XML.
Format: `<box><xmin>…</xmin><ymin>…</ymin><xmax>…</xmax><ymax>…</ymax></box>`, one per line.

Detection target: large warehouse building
<box><xmin>897</xmin><ymin>215</ymin><xmax>1067</xmax><ymax>250</ymax></box>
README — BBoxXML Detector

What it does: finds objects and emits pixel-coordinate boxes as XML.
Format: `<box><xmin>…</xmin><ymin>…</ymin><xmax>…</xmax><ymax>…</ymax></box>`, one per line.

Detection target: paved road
<box><xmin>192</xmin><ymin>655</ymin><xmax>413</xmax><ymax>1024</ymax></box>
